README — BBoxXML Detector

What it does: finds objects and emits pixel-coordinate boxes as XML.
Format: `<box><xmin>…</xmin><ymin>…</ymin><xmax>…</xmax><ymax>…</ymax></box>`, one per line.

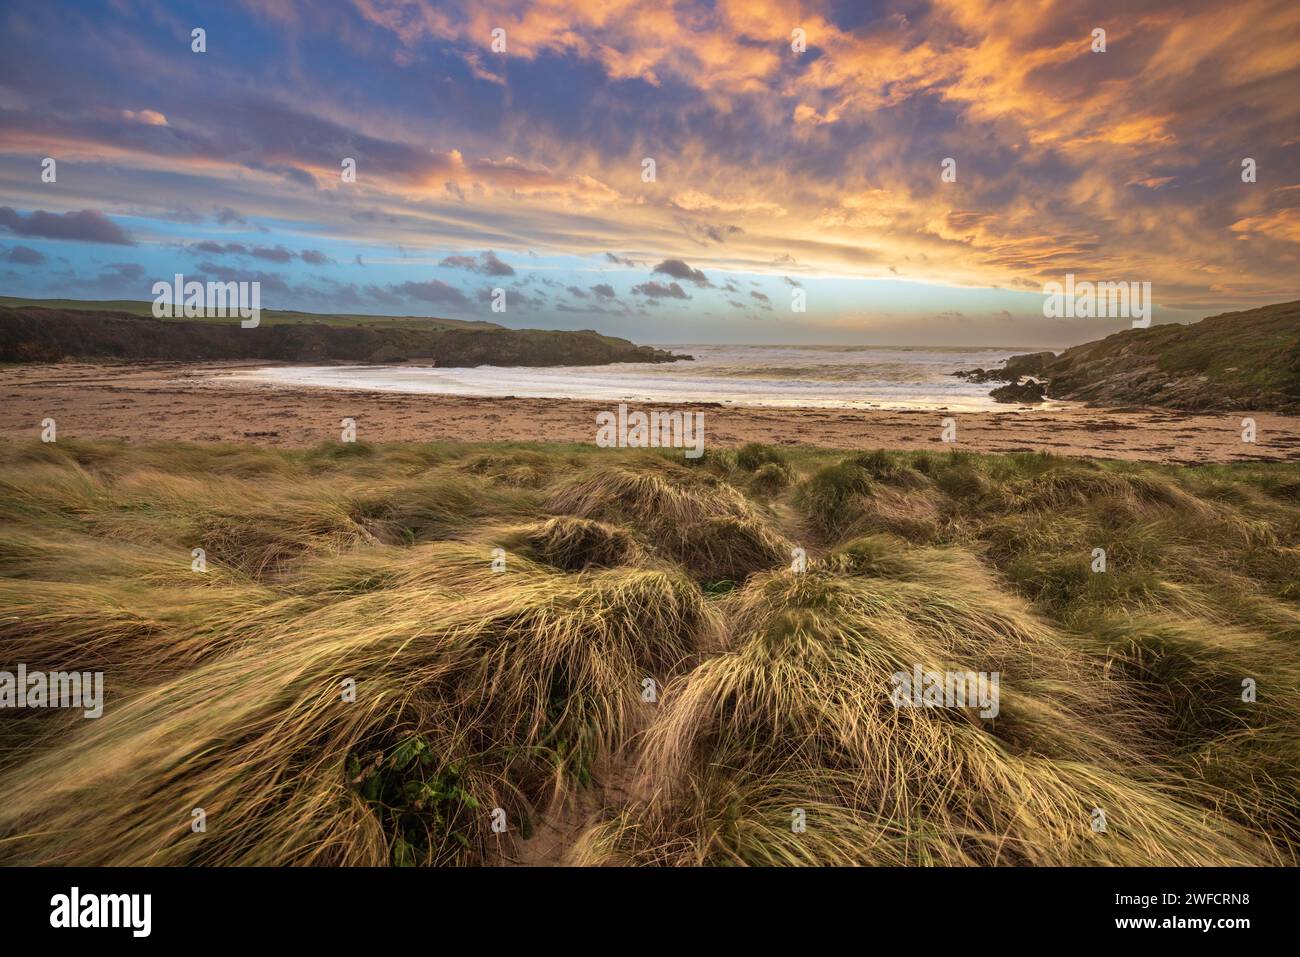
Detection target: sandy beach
<box><xmin>3</xmin><ymin>360</ymin><xmax>1298</xmax><ymax>464</ymax></box>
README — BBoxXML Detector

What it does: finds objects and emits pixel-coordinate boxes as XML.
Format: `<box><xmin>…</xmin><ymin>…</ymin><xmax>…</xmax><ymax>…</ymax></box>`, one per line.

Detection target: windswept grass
<box><xmin>548</xmin><ymin>455</ymin><xmax>792</xmax><ymax>582</ymax></box>
<box><xmin>0</xmin><ymin>439</ymin><xmax>1297</xmax><ymax>865</ymax></box>
<box><xmin>576</xmin><ymin>562</ymin><xmax>1278</xmax><ymax>865</ymax></box>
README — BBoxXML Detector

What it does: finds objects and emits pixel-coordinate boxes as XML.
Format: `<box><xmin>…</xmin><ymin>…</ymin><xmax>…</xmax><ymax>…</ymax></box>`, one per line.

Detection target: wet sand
<box><xmin>2</xmin><ymin>361</ymin><xmax>1298</xmax><ymax>465</ymax></box>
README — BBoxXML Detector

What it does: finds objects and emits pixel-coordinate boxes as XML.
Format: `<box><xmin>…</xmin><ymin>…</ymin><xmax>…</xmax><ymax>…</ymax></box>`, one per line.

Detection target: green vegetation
<box><xmin>0</xmin><ymin>295</ymin><xmax>498</xmax><ymax>331</ymax></box>
<box><xmin>0</xmin><ymin>439</ymin><xmax>1297</xmax><ymax>865</ymax></box>
<box><xmin>0</xmin><ymin>302</ymin><xmax>686</xmax><ymax>365</ymax></box>
<box><xmin>1038</xmin><ymin>300</ymin><xmax>1300</xmax><ymax>411</ymax></box>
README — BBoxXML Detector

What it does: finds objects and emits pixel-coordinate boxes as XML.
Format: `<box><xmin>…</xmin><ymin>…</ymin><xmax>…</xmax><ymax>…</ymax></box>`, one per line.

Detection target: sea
<box><xmin>228</xmin><ymin>344</ymin><xmax>1053</xmax><ymax>412</ymax></box>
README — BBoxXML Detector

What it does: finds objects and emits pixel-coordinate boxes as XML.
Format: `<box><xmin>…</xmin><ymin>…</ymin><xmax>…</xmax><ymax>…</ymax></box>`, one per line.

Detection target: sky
<box><xmin>0</xmin><ymin>0</ymin><xmax>1297</xmax><ymax>346</ymax></box>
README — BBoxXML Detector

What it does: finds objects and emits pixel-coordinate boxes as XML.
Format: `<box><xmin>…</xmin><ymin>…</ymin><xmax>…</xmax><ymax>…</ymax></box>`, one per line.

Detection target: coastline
<box><xmin>3</xmin><ymin>360</ymin><xmax>1298</xmax><ymax>464</ymax></box>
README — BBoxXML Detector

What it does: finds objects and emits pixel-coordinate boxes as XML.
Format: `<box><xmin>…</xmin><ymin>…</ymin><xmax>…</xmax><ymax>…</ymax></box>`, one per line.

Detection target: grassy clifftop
<box><xmin>1045</xmin><ymin>300</ymin><xmax>1300</xmax><ymax>411</ymax></box>
<box><xmin>957</xmin><ymin>301</ymin><xmax>1300</xmax><ymax>410</ymax></box>
<box><xmin>0</xmin><ymin>296</ymin><xmax>500</xmax><ymax>331</ymax></box>
<box><xmin>1045</xmin><ymin>301</ymin><xmax>1300</xmax><ymax>410</ymax></box>
<box><xmin>0</xmin><ymin>302</ymin><xmax>685</xmax><ymax>366</ymax></box>
<box><xmin>1</xmin><ymin>438</ymin><xmax>1297</xmax><ymax>865</ymax></box>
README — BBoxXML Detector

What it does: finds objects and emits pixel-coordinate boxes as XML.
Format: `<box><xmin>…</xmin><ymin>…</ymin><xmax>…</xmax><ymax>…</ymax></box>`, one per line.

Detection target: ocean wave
<box><xmin>228</xmin><ymin>344</ymin><xmax>1039</xmax><ymax>412</ymax></box>
<box><xmin>694</xmin><ymin>362</ymin><xmax>938</xmax><ymax>383</ymax></box>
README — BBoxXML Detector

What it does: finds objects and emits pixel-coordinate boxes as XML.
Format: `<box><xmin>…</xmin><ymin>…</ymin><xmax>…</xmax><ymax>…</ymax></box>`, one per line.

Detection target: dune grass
<box><xmin>0</xmin><ymin>438</ymin><xmax>1297</xmax><ymax>865</ymax></box>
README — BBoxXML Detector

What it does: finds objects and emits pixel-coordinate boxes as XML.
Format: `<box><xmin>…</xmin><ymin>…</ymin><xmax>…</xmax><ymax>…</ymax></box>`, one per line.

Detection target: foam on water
<box><xmin>228</xmin><ymin>344</ymin><xmax>1059</xmax><ymax>411</ymax></box>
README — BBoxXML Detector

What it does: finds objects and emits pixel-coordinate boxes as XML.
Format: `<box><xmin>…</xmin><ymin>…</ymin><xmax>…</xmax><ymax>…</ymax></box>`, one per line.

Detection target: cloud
<box><xmin>191</xmin><ymin>240</ymin><xmax>249</xmax><ymax>255</ymax></box>
<box><xmin>67</xmin><ymin>261</ymin><xmax>151</xmax><ymax>296</ymax></box>
<box><xmin>679</xmin><ymin>221</ymin><xmax>743</xmax><ymax>245</ymax></box>
<box><xmin>2</xmin><ymin>0</ymin><xmax>1297</xmax><ymax>320</ymax></box>
<box><xmin>245</xmin><ymin>161</ymin><xmax>318</xmax><ymax>190</ymax></box>
<box><xmin>0</xmin><ymin>208</ymin><xmax>133</xmax><ymax>245</ymax></box>
<box><xmin>632</xmin><ymin>280</ymin><xmax>689</xmax><ymax>299</ymax></box>
<box><xmin>592</xmin><ymin>283</ymin><xmax>616</xmax><ymax>299</ymax></box>
<box><xmin>361</xmin><ymin>284</ymin><xmax>402</xmax><ymax>306</ymax></box>
<box><xmin>478</xmin><ymin>251</ymin><xmax>515</xmax><ymax>276</ymax></box>
<box><xmin>3</xmin><ymin>245</ymin><xmax>45</xmax><ymax>265</ymax></box>
<box><xmin>486</xmin><ymin>285</ymin><xmax>545</xmax><ymax>309</ymax></box>
<box><xmin>188</xmin><ymin>241</ymin><xmax>330</xmax><ymax>265</ymax></box>
<box><xmin>103</xmin><ymin>262</ymin><xmax>145</xmax><ymax>281</ymax></box>
<box><xmin>252</xmin><ymin>245</ymin><xmax>295</xmax><ymax>263</ymax></box>
<box><xmin>439</xmin><ymin>250</ymin><xmax>515</xmax><ymax>276</ymax></box>
<box><xmin>1127</xmin><ymin>175</ymin><xmax>1176</xmax><ymax>190</ymax></box>
<box><xmin>652</xmin><ymin>259</ymin><xmax>710</xmax><ymax>286</ymax></box>
<box><xmin>194</xmin><ymin>262</ymin><xmax>292</xmax><ymax>296</ymax></box>
<box><xmin>394</xmin><ymin>279</ymin><xmax>471</xmax><ymax>306</ymax></box>
<box><xmin>672</xmin><ymin>189</ymin><xmax>786</xmax><ymax>217</ymax></box>
<box><xmin>121</xmin><ymin>109</ymin><xmax>168</xmax><ymax>126</ymax></box>
<box><xmin>1230</xmin><ymin>207</ymin><xmax>1300</xmax><ymax>244</ymax></box>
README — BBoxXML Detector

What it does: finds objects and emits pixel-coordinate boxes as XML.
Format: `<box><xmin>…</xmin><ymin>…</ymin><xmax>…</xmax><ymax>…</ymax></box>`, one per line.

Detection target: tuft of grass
<box><xmin>548</xmin><ymin>456</ymin><xmax>791</xmax><ymax>581</ymax></box>
<box><xmin>507</xmin><ymin>516</ymin><xmax>641</xmax><ymax>571</ymax></box>
<box><xmin>749</xmin><ymin>460</ymin><xmax>792</xmax><ymax>496</ymax></box>
<box><xmin>793</xmin><ymin>459</ymin><xmax>874</xmax><ymax>537</ymax></box>
<box><xmin>735</xmin><ymin>443</ymin><xmax>784</xmax><ymax>472</ymax></box>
